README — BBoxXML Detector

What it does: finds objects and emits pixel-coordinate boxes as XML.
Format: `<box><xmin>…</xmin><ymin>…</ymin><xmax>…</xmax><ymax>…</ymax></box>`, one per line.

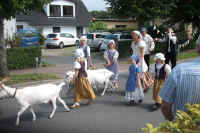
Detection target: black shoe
<box><xmin>152</xmin><ymin>103</ymin><xmax>161</xmax><ymax>111</ymax></box>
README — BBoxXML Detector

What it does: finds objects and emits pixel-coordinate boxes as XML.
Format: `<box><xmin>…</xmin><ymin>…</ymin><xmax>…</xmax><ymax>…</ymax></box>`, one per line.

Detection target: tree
<box><xmin>104</xmin><ymin>0</ymin><xmax>174</xmax><ymax>26</ymax></box>
<box><xmin>168</xmin><ymin>0</ymin><xmax>200</xmax><ymax>30</ymax></box>
<box><xmin>87</xmin><ymin>22</ymin><xmax>107</xmax><ymax>32</ymax></box>
<box><xmin>104</xmin><ymin>0</ymin><xmax>200</xmax><ymax>31</ymax></box>
<box><xmin>0</xmin><ymin>0</ymin><xmax>51</xmax><ymax>77</ymax></box>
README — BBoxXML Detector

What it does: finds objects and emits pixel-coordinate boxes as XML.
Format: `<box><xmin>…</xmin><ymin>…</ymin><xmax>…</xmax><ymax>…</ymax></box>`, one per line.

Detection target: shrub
<box><xmin>142</xmin><ymin>104</ymin><xmax>200</xmax><ymax>133</ymax></box>
<box><xmin>7</xmin><ymin>46</ymin><xmax>41</xmax><ymax>70</ymax></box>
<box><xmin>117</xmin><ymin>40</ymin><xmax>132</xmax><ymax>58</ymax></box>
<box><xmin>38</xmin><ymin>32</ymin><xmax>46</xmax><ymax>45</ymax></box>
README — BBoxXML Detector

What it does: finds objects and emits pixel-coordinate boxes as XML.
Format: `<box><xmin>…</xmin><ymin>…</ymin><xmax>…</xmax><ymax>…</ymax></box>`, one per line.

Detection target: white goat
<box><xmin>0</xmin><ymin>82</ymin><xmax>70</xmax><ymax>126</ymax></box>
<box><xmin>64</xmin><ymin>69</ymin><xmax>114</xmax><ymax>96</ymax></box>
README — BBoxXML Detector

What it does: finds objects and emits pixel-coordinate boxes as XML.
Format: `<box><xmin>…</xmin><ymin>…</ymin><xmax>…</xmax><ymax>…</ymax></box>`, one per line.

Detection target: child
<box><xmin>71</xmin><ymin>49</ymin><xmax>96</xmax><ymax>108</ymax></box>
<box><xmin>124</xmin><ymin>54</ymin><xmax>141</xmax><ymax>105</ymax></box>
<box><xmin>104</xmin><ymin>40</ymin><xmax>119</xmax><ymax>88</ymax></box>
<box><xmin>150</xmin><ymin>53</ymin><xmax>171</xmax><ymax>110</ymax></box>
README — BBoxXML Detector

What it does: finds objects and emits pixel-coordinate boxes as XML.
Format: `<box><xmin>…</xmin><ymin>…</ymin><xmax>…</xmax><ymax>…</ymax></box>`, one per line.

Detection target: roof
<box><xmin>16</xmin><ymin>0</ymin><xmax>90</xmax><ymax>27</ymax></box>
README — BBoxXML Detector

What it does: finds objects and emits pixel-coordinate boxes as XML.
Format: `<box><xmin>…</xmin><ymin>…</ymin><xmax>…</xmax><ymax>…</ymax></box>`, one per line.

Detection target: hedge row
<box><xmin>7</xmin><ymin>46</ymin><xmax>41</xmax><ymax>70</ymax></box>
<box><xmin>117</xmin><ymin>40</ymin><xmax>196</xmax><ymax>58</ymax></box>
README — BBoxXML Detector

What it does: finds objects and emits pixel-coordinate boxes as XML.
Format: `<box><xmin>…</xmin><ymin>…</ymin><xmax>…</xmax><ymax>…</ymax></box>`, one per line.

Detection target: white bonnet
<box><xmin>74</xmin><ymin>48</ymin><xmax>84</xmax><ymax>58</ymax></box>
<box><xmin>132</xmin><ymin>30</ymin><xmax>142</xmax><ymax>39</ymax></box>
<box><xmin>154</xmin><ymin>53</ymin><xmax>165</xmax><ymax>61</ymax></box>
<box><xmin>108</xmin><ymin>40</ymin><xmax>115</xmax><ymax>45</ymax></box>
<box><xmin>80</xmin><ymin>36</ymin><xmax>87</xmax><ymax>41</ymax></box>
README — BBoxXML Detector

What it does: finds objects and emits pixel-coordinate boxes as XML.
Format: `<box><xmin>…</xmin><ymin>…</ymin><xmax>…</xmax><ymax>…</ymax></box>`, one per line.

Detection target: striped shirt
<box><xmin>160</xmin><ymin>58</ymin><xmax>200</xmax><ymax>115</ymax></box>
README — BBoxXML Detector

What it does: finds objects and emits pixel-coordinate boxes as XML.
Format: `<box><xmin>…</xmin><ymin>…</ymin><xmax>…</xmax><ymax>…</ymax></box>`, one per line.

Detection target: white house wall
<box><xmin>3</xmin><ymin>18</ymin><xmax>16</xmax><ymax>39</ymax></box>
<box><xmin>42</xmin><ymin>26</ymin><xmax>76</xmax><ymax>37</ymax></box>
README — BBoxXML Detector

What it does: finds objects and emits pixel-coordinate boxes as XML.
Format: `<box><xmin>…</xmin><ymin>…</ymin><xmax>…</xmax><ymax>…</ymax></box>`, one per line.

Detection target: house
<box><xmin>16</xmin><ymin>0</ymin><xmax>90</xmax><ymax>37</ymax></box>
<box><xmin>92</xmin><ymin>18</ymin><xmax>138</xmax><ymax>29</ymax></box>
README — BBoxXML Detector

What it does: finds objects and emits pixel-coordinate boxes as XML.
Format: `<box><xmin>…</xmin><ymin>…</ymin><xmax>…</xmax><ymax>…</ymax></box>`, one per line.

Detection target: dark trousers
<box><xmin>165</xmin><ymin>52</ymin><xmax>176</xmax><ymax>69</ymax></box>
<box><xmin>144</xmin><ymin>54</ymin><xmax>150</xmax><ymax>71</ymax></box>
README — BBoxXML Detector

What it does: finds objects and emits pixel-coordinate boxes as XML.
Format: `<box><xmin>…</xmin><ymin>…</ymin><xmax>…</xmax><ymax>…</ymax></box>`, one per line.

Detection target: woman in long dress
<box><xmin>129</xmin><ymin>30</ymin><xmax>148</xmax><ymax>104</ymax></box>
<box><xmin>71</xmin><ymin>49</ymin><xmax>96</xmax><ymax>108</ymax></box>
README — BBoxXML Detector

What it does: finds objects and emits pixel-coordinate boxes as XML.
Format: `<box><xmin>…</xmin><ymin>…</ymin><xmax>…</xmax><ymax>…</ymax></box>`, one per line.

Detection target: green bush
<box><xmin>7</xmin><ymin>46</ymin><xmax>41</xmax><ymax>70</ymax></box>
<box><xmin>38</xmin><ymin>32</ymin><xmax>46</xmax><ymax>45</ymax></box>
<box><xmin>117</xmin><ymin>40</ymin><xmax>132</xmax><ymax>58</ymax></box>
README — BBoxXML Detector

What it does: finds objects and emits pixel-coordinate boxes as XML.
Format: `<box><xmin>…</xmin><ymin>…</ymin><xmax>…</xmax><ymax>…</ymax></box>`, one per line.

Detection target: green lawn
<box><xmin>0</xmin><ymin>73</ymin><xmax>58</xmax><ymax>85</ymax></box>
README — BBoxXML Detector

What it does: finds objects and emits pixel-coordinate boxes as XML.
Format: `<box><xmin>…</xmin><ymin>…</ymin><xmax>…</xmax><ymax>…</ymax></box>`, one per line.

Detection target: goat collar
<box><xmin>12</xmin><ymin>88</ymin><xmax>17</xmax><ymax>98</ymax></box>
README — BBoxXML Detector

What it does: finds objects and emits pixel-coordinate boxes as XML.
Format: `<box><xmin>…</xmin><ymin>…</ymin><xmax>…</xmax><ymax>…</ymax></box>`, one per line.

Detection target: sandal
<box><xmin>71</xmin><ymin>104</ymin><xmax>80</xmax><ymax>109</ymax></box>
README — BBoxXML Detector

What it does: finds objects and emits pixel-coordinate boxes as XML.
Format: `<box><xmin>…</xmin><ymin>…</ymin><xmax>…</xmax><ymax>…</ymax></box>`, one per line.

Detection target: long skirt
<box><xmin>152</xmin><ymin>79</ymin><xmax>165</xmax><ymax>104</ymax></box>
<box><xmin>125</xmin><ymin>79</ymin><xmax>144</xmax><ymax>102</ymax></box>
<box><xmin>74</xmin><ymin>77</ymin><xmax>96</xmax><ymax>103</ymax></box>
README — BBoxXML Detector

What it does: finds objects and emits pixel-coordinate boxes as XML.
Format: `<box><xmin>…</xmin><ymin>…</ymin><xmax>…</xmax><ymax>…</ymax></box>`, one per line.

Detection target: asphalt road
<box><xmin>0</xmin><ymin>71</ymin><xmax>165</xmax><ymax>133</ymax></box>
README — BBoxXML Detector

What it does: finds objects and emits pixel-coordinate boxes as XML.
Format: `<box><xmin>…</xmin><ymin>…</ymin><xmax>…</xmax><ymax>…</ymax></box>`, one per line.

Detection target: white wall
<box><xmin>3</xmin><ymin>18</ymin><xmax>16</xmax><ymax>39</ymax></box>
<box><xmin>42</xmin><ymin>26</ymin><xmax>77</xmax><ymax>37</ymax></box>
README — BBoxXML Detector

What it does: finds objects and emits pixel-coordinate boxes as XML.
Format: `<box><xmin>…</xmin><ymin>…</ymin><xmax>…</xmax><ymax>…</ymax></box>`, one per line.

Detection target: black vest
<box><xmin>155</xmin><ymin>64</ymin><xmax>166</xmax><ymax>80</ymax></box>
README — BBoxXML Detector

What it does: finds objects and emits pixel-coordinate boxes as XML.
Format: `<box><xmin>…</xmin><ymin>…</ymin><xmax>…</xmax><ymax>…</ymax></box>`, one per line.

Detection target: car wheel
<box><xmin>98</xmin><ymin>43</ymin><xmax>102</xmax><ymax>52</ymax></box>
<box><xmin>59</xmin><ymin>42</ymin><xmax>64</xmax><ymax>49</ymax></box>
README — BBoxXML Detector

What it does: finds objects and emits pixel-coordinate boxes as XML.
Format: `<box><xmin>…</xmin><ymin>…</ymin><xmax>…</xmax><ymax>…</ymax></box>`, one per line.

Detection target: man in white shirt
<box><xmin>141</xmin><ymin>27</ymin><xmax>155</xmax><ymax>70</ymax></box>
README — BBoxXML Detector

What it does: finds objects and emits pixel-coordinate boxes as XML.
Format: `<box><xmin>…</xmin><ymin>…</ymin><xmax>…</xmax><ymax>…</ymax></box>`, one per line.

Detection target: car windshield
<box><xmin>47</xmin><ymin>34</ymin><xmax>57</xmax><ymax>38</ymax></box>
<box><xmin>104</xmin><ymin>35</ymin><xmax>117</xmax><ymax>39</ymax></box>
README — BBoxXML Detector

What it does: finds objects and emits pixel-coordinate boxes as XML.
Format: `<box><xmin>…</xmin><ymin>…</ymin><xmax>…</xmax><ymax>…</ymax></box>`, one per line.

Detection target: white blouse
<box><xmin>131</xmin><ymin>40</ymin><xmax>146</xmax><ymax>57</ymax></box>
<box><xmin>73</xmin><ymin>61</ymin><xmax>81</xmax><ymax>69</ymax></box>
<box><xmin>104</xmin><ymin>49</ymin><xmax>119</xmax><ymax>60</ymax></box>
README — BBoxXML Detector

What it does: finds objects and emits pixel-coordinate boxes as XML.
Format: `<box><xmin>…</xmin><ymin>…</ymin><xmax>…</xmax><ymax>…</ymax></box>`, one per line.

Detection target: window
<box><xmin>53</xmin><ymin>27</ymin><xmax>60</xmax><ymax>33</ymax></box>
<box><xmin>63</xmin><ymin>6</ymin><xmax>73</xmax><ymax>17</ymax></box>
<box><xmin>115</xmin><ymin>25</ymin><xmax>127</xmax><ymax>28</ymax></box>
<box><xmin>17</xmin><ymin>25</ymin><xmax>23</xmax><ymax>31</ymax></box>
<box><xmin>65</xmin><ymin>33</ymin><xmax>74</xmax><ymax>38</ymax></box>
<box><xmin>50</xmin><ymin>5</ymin><xmax>61</xmax><ymax>17</ymax></box>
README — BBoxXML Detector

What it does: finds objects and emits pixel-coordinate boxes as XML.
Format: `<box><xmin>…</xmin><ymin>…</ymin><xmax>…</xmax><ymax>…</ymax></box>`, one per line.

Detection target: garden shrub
<box><xmin>7</xmin><ymin>46</ymin><xmax>41</xmax><ymax>70</ymax></box>
<box><xmin>117</xmin><ymin>40</ymin><xmax>132</xmax><ymax>58</ymax></box>
<box><xmin>142</xmin><ymin>104</ymin><xmax>200</xmax><ymax>133</ymax></box>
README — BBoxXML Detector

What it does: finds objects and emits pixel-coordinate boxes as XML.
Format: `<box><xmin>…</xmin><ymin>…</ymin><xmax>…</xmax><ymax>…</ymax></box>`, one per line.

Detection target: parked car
<box><xmin>86</xmin><ymin>32</ymin><xmax>112</xmax><ymax>51</ymax></box>
<box><xmin>18</xmin><ymin>28</ymin><xmax>40</xmax><ymax>47</ymax></box>
<box><xmin>44</xmin><ymin>33</ymin><xmax>79</xmax><ymax>49</ymax></box>
<box><xmin>100</xmin><ymin>32</ymin><xmax>132</xmax><ymax>51</ymax></box>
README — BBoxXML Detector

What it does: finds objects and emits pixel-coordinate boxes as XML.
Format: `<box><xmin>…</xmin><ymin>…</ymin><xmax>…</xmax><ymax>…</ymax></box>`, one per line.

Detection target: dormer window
<box><xmin>63</xmin><ymin>6</ymin><xmax>73</xmax><ymax>17</ymax></box>
<box><xmin>48</xmin><ymin>3</ymin><xmax>74</xmax><ymax>18</ymax></box>
<box><xmin>50</xmin><ymin>5</ymin><xmax>61</xmax><ymax>17</ymax></box>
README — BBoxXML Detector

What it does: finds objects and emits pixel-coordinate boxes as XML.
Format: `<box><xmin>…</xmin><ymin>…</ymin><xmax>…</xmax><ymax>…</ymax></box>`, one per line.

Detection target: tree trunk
<box><xmin>0</xmin><ymin>18</ymin><xmax>9</xmax><ymax>77</ymax></box>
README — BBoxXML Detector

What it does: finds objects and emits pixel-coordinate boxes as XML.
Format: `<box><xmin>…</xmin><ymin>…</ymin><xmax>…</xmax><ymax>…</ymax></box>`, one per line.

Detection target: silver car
<box><xmin>45</xmin><ymin>33</ymin><xmax>79</xmax><ymax>49</ymax></box>
<box><xmin>86</xmin><ymin>32</ymin><xmax>112</xmax><ymax>51</ymax></box>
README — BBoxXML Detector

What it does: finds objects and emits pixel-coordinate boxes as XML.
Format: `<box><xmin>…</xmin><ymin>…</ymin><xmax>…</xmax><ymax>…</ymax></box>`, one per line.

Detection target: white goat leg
<box><xmin>16</xmin><ymin>106</ymin><xmax>29</xmax><ymax>126</ymax></box>
<box><xmin>101</xmin><ymin>80</ymin><xmax>109</xmax><ymax>96</ymax></box>
<box><xmin>49</xmin><ymin>98</ymin><xmax>57</xmax><ymax>119</ymax></box>
<box><xmin>57</xmin><ymin>96</ymin><xmax>70</xmax><ymax>112</ymax></box>
<box><xmin>29</xmin><ymin>107</ymin><xmax>36</xmax><ymax>121</ymax></box>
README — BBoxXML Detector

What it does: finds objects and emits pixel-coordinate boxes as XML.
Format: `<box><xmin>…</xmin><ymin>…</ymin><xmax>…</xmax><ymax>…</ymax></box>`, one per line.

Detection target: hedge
<box><xmin>7</xmin><ymin>46</ymin><xmax>41</xmax><ymax>70</ymax></box>
<box><xmin>117</xmin><ymin>40</ymin><xmax>132</xmax><ymax>58</ymax></box>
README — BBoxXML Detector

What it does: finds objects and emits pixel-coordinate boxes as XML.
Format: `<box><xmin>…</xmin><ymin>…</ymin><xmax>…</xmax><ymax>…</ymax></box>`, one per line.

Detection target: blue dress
<box><xmin>126</xmin><ymin>64</ymin><xmax>137</xmax><ymax>92</ymax></box>
<box><xmin>125</xmin><ymin>55</ymin><xmax>144</xmax><ymax>102</ymax></box>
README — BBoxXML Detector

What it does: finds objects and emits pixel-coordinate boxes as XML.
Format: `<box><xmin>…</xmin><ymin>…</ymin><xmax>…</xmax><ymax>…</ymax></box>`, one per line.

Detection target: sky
<box><xmin>82</xmin><ymin>0</ymin><xmax>109</xmax><ymax>11</ymax></box>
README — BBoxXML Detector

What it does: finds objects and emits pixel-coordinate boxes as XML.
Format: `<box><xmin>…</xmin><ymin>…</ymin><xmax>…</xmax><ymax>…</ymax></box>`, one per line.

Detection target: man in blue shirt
<box><xmin>160</xmin><ymin>40</ymin><xmax>200</xmax><ymax>121</ymax></box>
